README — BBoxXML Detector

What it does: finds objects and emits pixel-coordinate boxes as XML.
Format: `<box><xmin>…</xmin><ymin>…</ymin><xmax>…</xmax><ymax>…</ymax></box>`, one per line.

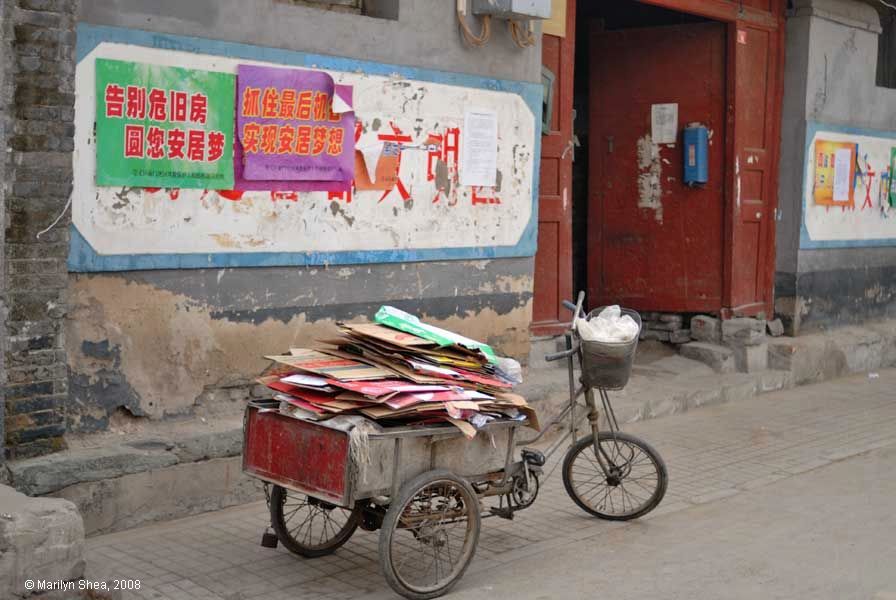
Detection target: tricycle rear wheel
<box><xmin>379</xmin><ymin>469</ymin><xmax>481</xmax><ymax>600</ymax></box>
<box><xmin>270</xmin><ymin>485</ymin><xmax>361</xmax><ymax>558</ymax></box>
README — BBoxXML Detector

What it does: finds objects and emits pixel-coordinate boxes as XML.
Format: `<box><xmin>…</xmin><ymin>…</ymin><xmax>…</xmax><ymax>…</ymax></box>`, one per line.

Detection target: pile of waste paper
<box><xmin>257</xmin><ymin>306</ymin><xmax>538</xmax><ymax>438</ymax></box>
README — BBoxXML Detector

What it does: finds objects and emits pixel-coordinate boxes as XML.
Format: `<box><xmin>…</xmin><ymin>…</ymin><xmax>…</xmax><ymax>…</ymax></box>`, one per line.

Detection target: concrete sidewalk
<box><xmin>448</xmin><ymin>442</ymin><xmax>896</xmax><ymax>600</ymax></box>
<box><xmin>85</xmin><ymin>369</ymin><xmax>896</xmax><ymax>600</ymax></box>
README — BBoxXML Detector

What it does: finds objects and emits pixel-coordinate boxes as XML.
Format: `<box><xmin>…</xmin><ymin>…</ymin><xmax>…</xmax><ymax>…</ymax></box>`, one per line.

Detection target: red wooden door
<box><xmin>532</xmin><ymin>0</ymin><xmax>576</xmax><ymax>336</ymax></box>
<box><xmin>588</xmin><ymin>22</ymin><xmax>727</xmax><ymax>313</ymax></box>
<box><xmin>724</xmin><ymin>23</ymin><xmax>780</xmax><ymax>316</ymax></box>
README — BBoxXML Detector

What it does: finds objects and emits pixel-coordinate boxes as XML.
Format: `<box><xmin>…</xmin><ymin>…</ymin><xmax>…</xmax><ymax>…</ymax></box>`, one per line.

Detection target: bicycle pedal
<box><xmin>489</xmin><ymin>507</ymin><xmax>515</xmax><ymax>520</ymax></box>
<box><xmin>260</xmin><ymin>530</ymin><xmax>279</xmax><ymax>548</ymax></box>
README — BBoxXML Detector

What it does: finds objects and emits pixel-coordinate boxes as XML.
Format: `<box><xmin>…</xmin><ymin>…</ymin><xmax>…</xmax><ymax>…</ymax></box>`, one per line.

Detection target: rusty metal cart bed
<box><xmin>243</xmin><ymin>399</ymin><xmax>535</xmax><ymax>600</ymax></box>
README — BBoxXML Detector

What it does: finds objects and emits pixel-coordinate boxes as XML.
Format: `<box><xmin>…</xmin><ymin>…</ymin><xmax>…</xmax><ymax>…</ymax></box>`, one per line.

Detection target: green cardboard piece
<box><xmin>374</xmin><ymin>306</ymin><xmax>498</xmax><ymax>364</ymax></box>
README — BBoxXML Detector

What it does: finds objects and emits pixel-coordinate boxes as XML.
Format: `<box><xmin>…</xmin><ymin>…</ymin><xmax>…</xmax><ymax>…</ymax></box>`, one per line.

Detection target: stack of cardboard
<box><xmin>257</xmin><ymin>306</ymin><xmax>537</xmax><ymax>438</ymax></box>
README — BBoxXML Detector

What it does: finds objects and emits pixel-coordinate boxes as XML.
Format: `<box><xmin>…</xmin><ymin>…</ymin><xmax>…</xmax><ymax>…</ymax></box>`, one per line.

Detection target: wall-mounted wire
<box><xmin>36</xmin><ymin>194</ymin><xmax>72</xmax><ymax>239</ymax></box>
<box><xmin>458</xmin><ymin>6</ymin><xmax>492</xmax><ymax>47</ymax></box>
<box><xmin>509</xmin><ymin>19</ymin><xmax>536</xmax><ymax>48</ymax></box>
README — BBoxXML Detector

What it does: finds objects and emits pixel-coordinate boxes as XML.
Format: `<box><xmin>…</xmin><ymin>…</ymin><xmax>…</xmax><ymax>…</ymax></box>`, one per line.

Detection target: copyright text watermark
<box><xmin>24</xmin><ymin>579</ymin><xmax>142</xmax><ymax>592</ymax></box>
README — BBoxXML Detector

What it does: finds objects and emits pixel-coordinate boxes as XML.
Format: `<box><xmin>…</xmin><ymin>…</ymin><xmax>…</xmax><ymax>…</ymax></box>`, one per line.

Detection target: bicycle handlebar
<box><xmin>545</xmin><ymin>344</ymin><xmax>579</xmax><ymax>362</ymax></box>
<box><xmin>545</xmin><ymin>349</ymin><xmax>569</xmax><ymax>362</ymax></box>
<box><xmin>543</xmin><ymin>293</ymin><xmax>587</xmax><ymax>363</ymax></box>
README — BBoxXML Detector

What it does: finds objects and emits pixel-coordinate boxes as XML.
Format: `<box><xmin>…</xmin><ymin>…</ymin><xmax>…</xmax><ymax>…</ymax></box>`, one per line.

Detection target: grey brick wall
<box><xmin>1</xmin><ymin>0</ymin><xmax>10</xmax><ymax>464</ymax></box>
<box><xmin>2</xmin><ymin>0</ymin><xmax>77</xmax><ymax>459</ymax></box>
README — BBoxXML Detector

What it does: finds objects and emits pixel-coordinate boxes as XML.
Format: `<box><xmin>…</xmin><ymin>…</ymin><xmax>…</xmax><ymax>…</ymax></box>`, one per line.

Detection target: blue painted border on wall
<box><xmin>71</xmin><ymin>23</ymin><xmax>542</xmax><ymax>272</ymax></box>
<box><xmin>800</xmin><ymin>120</ymin><xmax>896</xmax><ymax>250</ymax></box>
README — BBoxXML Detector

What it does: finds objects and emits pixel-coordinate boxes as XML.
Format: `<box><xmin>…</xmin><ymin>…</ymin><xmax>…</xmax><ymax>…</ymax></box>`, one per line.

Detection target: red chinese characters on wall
<box><xmin>104</xmin><ymin>83</ymin><xmax>225</xmax><ymax>163</ymax></box>
<box><xmin>374</xmin><ymin>123</ymin><xmax>413</xmax><ymax>203</ymax></box>
<box><xmin>329</xmin><ymin>121</ymin><xmax>500</xmax><ymax>207</ymax></box>
<box><xmin>426</xmin><ymin>127</ymin><xmax>460</xmax><ymax>205</ymax></box>
<box><xmin>239</xmin><ymin>86</ymin><xmax>344</xmax><ymax>158</ymax></box>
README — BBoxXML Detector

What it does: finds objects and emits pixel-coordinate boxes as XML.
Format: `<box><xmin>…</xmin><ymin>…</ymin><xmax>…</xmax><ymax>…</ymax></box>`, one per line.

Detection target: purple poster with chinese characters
<box><xmin>236</xmin><ymin>65</ymin><xmax>355</xmax><ymax>183</ymax></box>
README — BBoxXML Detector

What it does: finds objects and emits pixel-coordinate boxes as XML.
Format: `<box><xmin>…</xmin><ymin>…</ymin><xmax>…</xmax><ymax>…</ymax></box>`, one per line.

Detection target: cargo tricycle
<box><xmin>243</xmin><ymin>292</ymin><xmax>667</xmax><ymax>599</ymax></box>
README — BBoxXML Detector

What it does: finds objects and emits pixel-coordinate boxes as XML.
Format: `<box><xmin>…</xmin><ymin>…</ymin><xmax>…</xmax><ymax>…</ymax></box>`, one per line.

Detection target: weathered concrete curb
<box><xmin>521</xmin><ymin>364</ymin><xmax>795</xmax><ymax>434</ymax></box>
<box><xmin>52</xmin><ymin>455</ymin><xmax>261</xmax><ymax>536</ymax></box>
<box><xmin>767</xmin><ymin>320</ymin><xmax>896</xmax><ymax>384</ymax></box>
<box><xmin>5</xmin><ymin>428</ymin><xmax>261</xmax><ymax>536</ymax></box>
<box><xmin>9</xmin><ymin>446</ymin><xmax>179</xmax><ymax>497</ymax></box>
<box><xmin>524</xmin><ymin>319</ymin><xmax>896</xmax><ymax>435</ymax></box>
<box><xmin>8</xmin><ymin>428</ymin><xmax>244</xmax><ymax>497</ymax></box>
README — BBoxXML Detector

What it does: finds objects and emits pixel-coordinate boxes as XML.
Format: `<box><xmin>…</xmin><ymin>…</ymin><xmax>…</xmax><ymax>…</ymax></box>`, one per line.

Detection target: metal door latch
<box><xmin>562</xmin><ymin>135</ymin><xmax>581</xmax><ymax>160</ymax></box>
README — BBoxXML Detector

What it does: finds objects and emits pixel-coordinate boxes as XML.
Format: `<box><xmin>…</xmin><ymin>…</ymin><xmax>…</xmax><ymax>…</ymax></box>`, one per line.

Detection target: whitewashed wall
<box><xmin>803</xmin><ymin>128</ymin><xmax>896</xmax><ymax>243</ymax></box>
<box><xmin>73</xmin><ymin>42</ymin><xmax>536</xmax><ymax>261</ymax></box>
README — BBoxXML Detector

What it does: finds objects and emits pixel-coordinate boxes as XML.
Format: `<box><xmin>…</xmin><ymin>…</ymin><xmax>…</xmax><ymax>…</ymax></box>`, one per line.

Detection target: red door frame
<box><xmin>635</xmin><ymin>0</ymin><xmax>786</xmax><ymax>317</ymax></box>
<box><xmin>532</xmin><ymin>0</ymin><xmax>577</xmax><ymax>336</ymax></box>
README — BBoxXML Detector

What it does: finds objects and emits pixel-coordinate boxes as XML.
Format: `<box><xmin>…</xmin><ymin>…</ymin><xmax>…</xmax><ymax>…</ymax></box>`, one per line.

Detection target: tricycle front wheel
<box><xmin>379</xmin><ymin>469</ymin><xmax>481</xmax><ymax>600</ymax></box>
<box><xmin>270</xmin><ymin>485</ymin><xmax>361</xmax><ymax>558</ymax></box>
<box><xmin>562</xmin><ymin>432</ymin><xmax>667</xmax><ymax>521</ymax></box>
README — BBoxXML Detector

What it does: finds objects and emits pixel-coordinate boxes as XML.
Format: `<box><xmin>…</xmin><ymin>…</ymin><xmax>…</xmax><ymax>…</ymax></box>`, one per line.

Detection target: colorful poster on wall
<box><xmin>232</xmin><ymin>140</ymin><xmax>351</xmax><ymax>193</ymax></box>
<box><xmin>813</xmin><ymin>139</ymin><xmax>856</xmax><ymax>207</ymax></box>
<box><xmin>95</xmin><ymin>59</ymin><xmax>235</xmax><ymax>189</ymax></box>
<box><xmin>236</xmin><ymin>65</ymin><xmax>355</xmax><ymax>182</ymax></box>
<box><xmin>889</xmin><ymin>147</ymin><xmax>896</xmax><ymax>208</ymax></box>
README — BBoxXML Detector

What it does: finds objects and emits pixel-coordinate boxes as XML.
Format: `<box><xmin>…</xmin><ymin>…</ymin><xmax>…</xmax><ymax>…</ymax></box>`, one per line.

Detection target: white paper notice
<box><xmin>833</xmin><ymin>148</ymin><xmax>852</xmax><ymax>202</ymax></box>
<box><xmin>651</xmin><ymin>103</ymin><xmax>679</xmax><ymax>145</ymax></box>
<box><xmin>461</xmin><ymin>108</ymin><xmax>498</xmax><ymax>187</ymax></box>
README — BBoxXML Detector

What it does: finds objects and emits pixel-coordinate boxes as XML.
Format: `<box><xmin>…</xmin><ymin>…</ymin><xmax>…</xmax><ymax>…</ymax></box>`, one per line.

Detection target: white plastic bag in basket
<box><xmin>575</xmin><ymin>305</ymin><xmax>639</xmax><ymax>343</ymax></box>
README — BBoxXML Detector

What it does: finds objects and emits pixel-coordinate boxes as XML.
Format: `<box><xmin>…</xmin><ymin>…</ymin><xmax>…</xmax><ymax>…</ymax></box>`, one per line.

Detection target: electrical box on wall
<box><xmin>683</xmin><ymin>124</ymin><xmax>709</xmax><ymax>186</ymax></box>
<box><xmin>471</xmin><ymin>0</ymin><xmax>551</xmax><ymax>19</ymax></box>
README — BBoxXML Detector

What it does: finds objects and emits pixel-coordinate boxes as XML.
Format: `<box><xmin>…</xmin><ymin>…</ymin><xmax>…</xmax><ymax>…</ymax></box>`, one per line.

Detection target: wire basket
<box><xmin>577</xmin><ymin>307</ymin><xmax>642</xmax><ymax>391</ymax></box>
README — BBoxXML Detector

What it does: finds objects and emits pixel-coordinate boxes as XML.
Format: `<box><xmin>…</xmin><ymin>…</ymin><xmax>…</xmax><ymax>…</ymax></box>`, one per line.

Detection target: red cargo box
<box><xmin>242</xmin><ymin>402</ymin><xmax>351</xmax><ymax>506</ymax></box>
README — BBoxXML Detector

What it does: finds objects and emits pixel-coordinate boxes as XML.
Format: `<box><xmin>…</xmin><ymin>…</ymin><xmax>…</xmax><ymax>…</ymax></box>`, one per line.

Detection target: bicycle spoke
<box><xmin>277</xmin><ymin>488</ymin><xmax>354</xmax><ymax>552</ymax></box>
<box><xmin>568</xmin><ymin>436</ymin><xmax>663</xmax><ymax>518</ymax></box>
<box><xmin>388</xmin><ymin>479</ymin><xmax>476</xmax><ymax>593</ymax></box>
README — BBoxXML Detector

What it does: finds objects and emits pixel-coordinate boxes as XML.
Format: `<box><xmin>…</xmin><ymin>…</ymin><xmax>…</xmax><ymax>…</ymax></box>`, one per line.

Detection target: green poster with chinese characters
<box><xmin>95</xmin><ymin>58</ymin><xmax>235</xmax><ymax>189</ymax></box>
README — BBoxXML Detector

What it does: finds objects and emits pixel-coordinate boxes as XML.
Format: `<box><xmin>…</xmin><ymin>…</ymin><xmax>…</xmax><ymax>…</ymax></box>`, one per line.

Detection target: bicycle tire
<box><xmin>379</xmin><ymin>469</ymin><xmax>481</xmax><ymax>600</ymax></box>
<box><xmin>562</xmin><ymin>432</ymin><xmax>667</xmax><ymax>521</ymax></box>
<box><xmin>270</xmin><ymin>485</ymin><xmax>361</xmax><ymax>558</ymax></box>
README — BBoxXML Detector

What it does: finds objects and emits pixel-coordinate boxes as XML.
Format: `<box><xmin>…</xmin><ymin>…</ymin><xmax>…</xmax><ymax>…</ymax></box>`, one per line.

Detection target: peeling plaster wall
<box><xmin>66</xmin><ymin>261</ymin><xmax>534</xmax><ymax>430</ymax></box>
<box><xmin>777</xmin><ymin>0</ymin><xmax>896</xmax><ymax>333</ymax></box>
<box><xmin>64</xmin><ymin>0</ymin><xmax>542</xmax><ymax>430</ymax></box>
<box><xmin>636</xmin><ymin>134</ymin><xmax>664</xmax><ymax>223</ymax></box>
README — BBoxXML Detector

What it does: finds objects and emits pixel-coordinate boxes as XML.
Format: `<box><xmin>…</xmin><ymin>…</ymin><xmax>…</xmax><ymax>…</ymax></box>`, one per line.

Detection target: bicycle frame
<box><xmin>521</xmin><ymin>292</ymin><xmax>628</xmax><ymax>480</ymax></box>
